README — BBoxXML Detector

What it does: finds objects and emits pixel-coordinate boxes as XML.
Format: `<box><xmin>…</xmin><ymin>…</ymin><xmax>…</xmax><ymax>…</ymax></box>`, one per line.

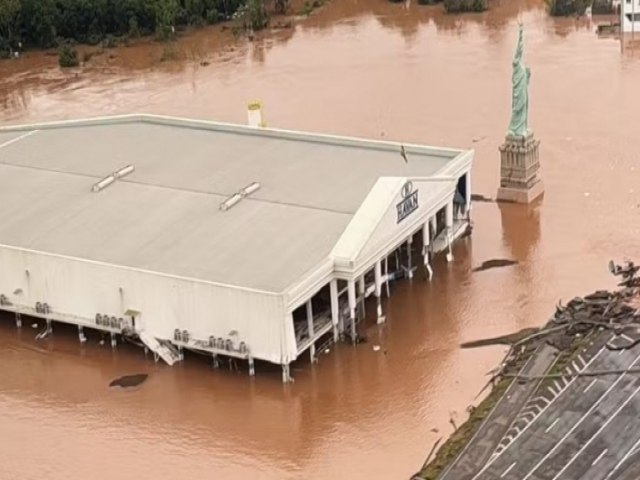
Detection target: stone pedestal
<box><xmin>497</xmin><ymin>131</ymin><xmax>544</xmax><ymax>204</ymax></box>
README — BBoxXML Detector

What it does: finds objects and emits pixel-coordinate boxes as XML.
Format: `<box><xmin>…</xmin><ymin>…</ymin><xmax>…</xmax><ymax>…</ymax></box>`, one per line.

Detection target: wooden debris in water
<box><xmin>109</xmin><ymin>374</ymin><xmax>148</xmax><ymax>388</ymax></box>
<box><xmin>472</xmin><ymin>259</ymin><xmax>518</xmax><ymax>273</ymax></box>
<box><xmin>463</xmin><ymin>260</ymin><xmax>640</xmax><ymax>353</ymax></box>
<box><xmin>470</xmin><ymin>194</ymin><xmax>494</xmax><ymax>203</ymax></box>
<box><xmin>460</xmin><ymin>328</ymin><xmax>538</xmax><ymax>349</ymax></box>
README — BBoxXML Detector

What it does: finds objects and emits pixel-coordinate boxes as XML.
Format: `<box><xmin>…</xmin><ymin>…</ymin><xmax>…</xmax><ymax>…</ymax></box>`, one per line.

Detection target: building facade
<box><xmin>0</xmin><ymin>114</ymin><xmax>473</xmax><ymax>381</ymax></box>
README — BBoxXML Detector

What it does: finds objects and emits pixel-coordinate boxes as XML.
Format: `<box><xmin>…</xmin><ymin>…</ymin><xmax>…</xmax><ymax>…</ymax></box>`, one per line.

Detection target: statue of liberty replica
<box><xmin>497</xmin><ymin>23</ymin><xmax>544</xmax><ymax>204</ymax></box>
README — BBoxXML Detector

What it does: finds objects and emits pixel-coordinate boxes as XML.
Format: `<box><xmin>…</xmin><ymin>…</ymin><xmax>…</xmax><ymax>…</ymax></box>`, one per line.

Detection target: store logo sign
<box><xmin>396</xmin><ymin>181</ymin><xmax>418</xmax><ymax>223</ymax></box>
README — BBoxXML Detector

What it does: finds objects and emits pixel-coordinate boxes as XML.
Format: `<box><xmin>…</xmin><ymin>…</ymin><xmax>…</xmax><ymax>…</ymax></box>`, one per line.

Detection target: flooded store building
<box><xmin>0</xmin><ymin>114</ymin><xmax>472</xmax><ymax>381</ymax></box>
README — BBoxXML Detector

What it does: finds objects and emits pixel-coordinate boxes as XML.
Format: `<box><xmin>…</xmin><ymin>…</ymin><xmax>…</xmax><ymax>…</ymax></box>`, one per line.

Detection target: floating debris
<box><xmin>461</xmin><ymin>327</ymin><xmax>539</xmax><ymax>349</ymax></box>
<box><xmin>109</xmin><ymin>374</ymin><xmax>148</xmax><ymax>388</ymax></box>
<box><xmin>472</xmin><ymin>259</ymin><xmax>518</xmax><ymax>273</ymax></box>
<box><xmin>373</xmin><ymin>345</ymin><xmax>381</xmax><ymax>352</ymax></box>
<box><xmin>465</xmin><ymin>260</ymin><xmax>640</xmax><ymax>379</ymax></box>
<box><xmin>470</xmin><ymin>193</ymin><xmax>494</xmax><ymax>203</ymax></box>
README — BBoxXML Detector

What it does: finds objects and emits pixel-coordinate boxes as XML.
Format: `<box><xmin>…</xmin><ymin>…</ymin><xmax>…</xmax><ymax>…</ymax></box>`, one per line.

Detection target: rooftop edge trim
<box><xmin>0</xmin><ymin>113</ymin><xmax>467</xmax><ymax>160</ymax></box>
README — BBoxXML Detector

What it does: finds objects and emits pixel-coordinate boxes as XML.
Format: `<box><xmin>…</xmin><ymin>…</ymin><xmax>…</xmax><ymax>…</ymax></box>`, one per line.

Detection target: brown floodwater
<box><xmin>1</xmin><ymin>0</ymin><xmax>640</xmax><ymax>479</ymax></box>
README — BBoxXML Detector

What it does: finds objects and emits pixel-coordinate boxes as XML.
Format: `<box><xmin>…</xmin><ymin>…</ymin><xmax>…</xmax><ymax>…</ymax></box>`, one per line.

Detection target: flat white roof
<box><xmin>0</xmin><ymin>114</ymin><xmax>470</xmax><ymax>293</ymax></box>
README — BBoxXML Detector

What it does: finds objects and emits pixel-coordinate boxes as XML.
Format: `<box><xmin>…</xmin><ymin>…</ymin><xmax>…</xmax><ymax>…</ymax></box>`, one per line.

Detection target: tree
<box><xmin>232</xmin><ymin>0</ymin><xmax>268</xmax><ymax>32</ymax></box>
<box><xmin>0</xmin><ymin>0</ymin><xmax>248</xmax><ymax>56</ymax></box>
<box><xmin>545</xmin><ymin>0</ymin><xmax>590</xmax><ymax>16</ymax></box>
<box><xmin>155</xmin><ymin>0</ymin><xmax>179</xmax><ymax>40</ymax></box>
<box><xmin>20</xmin><ymin>0</ymin><xmax>57</xmax><ymax>48</ymax></box>
<box><xmin>184</xmin><ymin>0</ymin><xmax>205</xmax><ymax>24</ymax></box>
<box><xmin>0</xmin><ymin>0</ymin><xmax>21</xmax><ymax>50</ymax></box>
<box><xmin>273</xmin><ymin>0</ymin><xmax>288</xmax><ymax>14</ymax></box>
<box><xmin>58</xmin><ymin>44</ymin><xmax>79</xmax><ymax>67</ymax></box>
<box><xmin>443</xmin><ymin>0</ymin><xmax>486</xmax><ymax>13</ymax></box>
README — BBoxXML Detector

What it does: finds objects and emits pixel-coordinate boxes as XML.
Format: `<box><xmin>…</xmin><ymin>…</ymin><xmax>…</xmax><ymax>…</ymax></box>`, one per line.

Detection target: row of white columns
<box><xmin>281</xmin><ymin>188</ymin><xmax>469</xmax><ymax>382</ymax></box>
<box><xmin>327</xmin><ymin>208</ymin><xmax>448</xmax><ymax>346</ymax></box>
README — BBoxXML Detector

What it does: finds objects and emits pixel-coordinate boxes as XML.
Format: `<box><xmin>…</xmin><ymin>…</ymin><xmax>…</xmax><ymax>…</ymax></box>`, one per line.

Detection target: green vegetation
<box><xmin>58</xmin><ymin>44</ymin><xmax>79</xmax><ymax>67</ymax></box>
<box><xmin>232</xmin><ymin>0</ymin><xmax>269</xmax><ymax>32</ymax></box>
<box><xmin>299</xmin><ymin>0</ymin><xmax>324</xmax><ymax>16</ymax></box>
<box><xmin>591</xmin><ymin>0</ymin><xmax>614</xmax><ymax>14</ymax></box>
<box><xmin>0</xmin><ymin>0</ymin><xmax>257</xmax><ymax>57</ymax></box>
<box><xmin>391</xmin><ymin>0</ymin><xmax>483</xmax><ymax>12</ymax></box>
<box><xmin>443</xmin><ymin>0</ymin><xmax>487</xmax><ymax>13</ymax></box>
<box><xmin>545</xmin><ymin>0</ymin><xmax>590</xmax><ymax>16</ymax></box>
<box><xmin>274</xmin><ymin>0</ymin><xmax>289</xmax><ymax>14</ymax></box>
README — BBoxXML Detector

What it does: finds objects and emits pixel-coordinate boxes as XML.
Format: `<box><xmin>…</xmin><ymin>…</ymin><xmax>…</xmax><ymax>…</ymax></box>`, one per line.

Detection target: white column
<box><xmin>384</xmin><ymin>256</ymin><xmax>390</xmax><ymax>297</ymax></box>
<box><xmin>14</xmin><ymin>290</ymin><xmax>22</xmax><ymax>328</ymax></box>
<box><xmin>446</xmin><ymin>201</ymin><xmax>454</xmax><ymax>228</ymax></box>
<box><xmin>407</xmin><ymin>237</ymin><xmax>414</xmax><ymax>279</ymax></box>
<box><xmin>78</xmin><ymin>325</ymin><xmax>86</xmax><ymax>344</ymax></box>
<box><xmin>422</xmin><ymin>221</ymin><xmax>429</xmax><ymax>254</ymax></box>
<box><xmin>330</xmin><ymin>279</ymin><xmax>339</xmax><ymax>341</ymax></box>
<box><xmin>465</xmin><ymin>171</ymin><xmax>472</xmax><ymax>214</ymax></box>
<box><xmin>422</xmin><ymin>222</ymin><xmax>433</xmax><ymax>281</ymax></box>
<box><xmin>358</xmin><ymin>276</ymin><xmax>366</xmax><ymax>317</ymax></box>
<box><xmin>306</xmin><ymin>299</ymin><xmax>315</xmax><ymax>363</ymax></box>
<box><xmin>445</xmin><ymin>201</ymin><xmax>454</xmax><ymax>262</ymax></box>
<box><xmin>347</xmin><ymin>279</ymin><xmax>357</xmax><ymax>344</ymax></box>
<box><xmin>248</xmin><ymin>357</ymin><xmax>255</xmax><ymax>376</ymax></box>
<box><xmin>282</xmin><ymin>364</ymin><xmax>290</xmax><ymax>383</ymax></box>
<box><xmin>110</xmin><ymin>331</ymin><xmax>117</xmax><ymax>348</ymax></box>
<box><xmin>374</xmin><ymin>260</ymin><xmax>384</xmax><ymax>323</ymax></box>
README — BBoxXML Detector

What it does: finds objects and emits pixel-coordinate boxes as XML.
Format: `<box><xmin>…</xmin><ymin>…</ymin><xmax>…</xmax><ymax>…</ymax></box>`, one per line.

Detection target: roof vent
<box><xmin>114</xmin><ymin>164</ymin><xmax>135</xmax><ymax>179</ymax></box>
<box><xmin>91</xmin><ymin>165</ymin><xmax>135</xmax><ymax>193</ymax></box>
<box><xmin>219</xmin><ymin>193</ymin><xmax>243</xmax><ymax>211</ymax></box>
<box><xmin>219</xmin><ymin>182</ymin><xmax>261</xmax><ymax>211</ymax></box>
<box><xmin>92</xmin><ymin>174</ymin><xmax>116</xmax><ymax>192</ymax></box>
<box><xmin>240</xmin><ymin>181</ymin><xmax>261</xmax><ymax>197</ymax></box>
<box><xmin>247</xmin><ymin>101</ymin><xmax>265</xmax><ymax>128</ymax></box>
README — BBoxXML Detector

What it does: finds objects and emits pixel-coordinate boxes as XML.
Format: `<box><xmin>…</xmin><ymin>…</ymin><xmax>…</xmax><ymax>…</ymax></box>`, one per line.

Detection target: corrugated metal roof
<box><xmin>0</xmin><ymin>115</ymin><xmax>467</xmax><ymax>292</ymax></box>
